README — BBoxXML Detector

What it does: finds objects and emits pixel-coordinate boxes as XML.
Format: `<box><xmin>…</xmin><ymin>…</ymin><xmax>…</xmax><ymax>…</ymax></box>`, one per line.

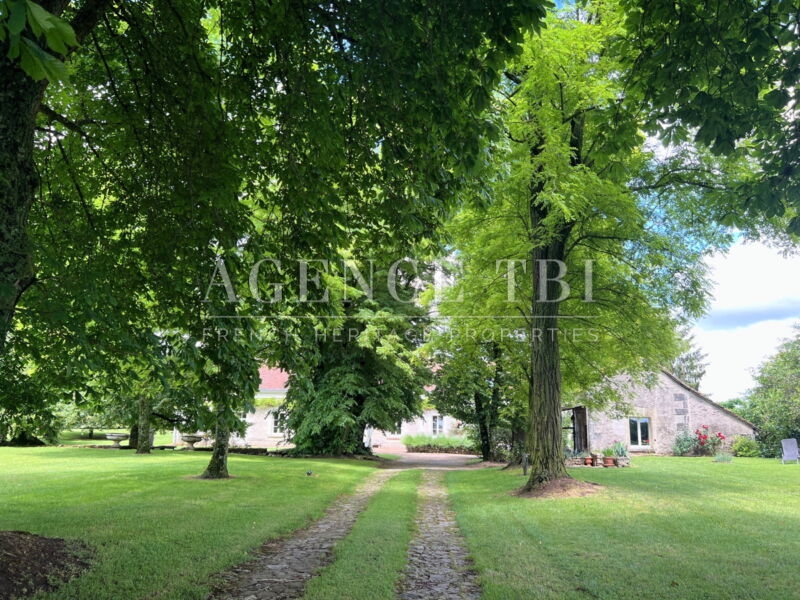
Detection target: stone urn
<box><xmin>105</xmin><ymin>433</ymin><xmax>129</xmax><ymax>449</ymax></box>
<box><xmin>180</xmin><ymin>434</ymin><xmax>203</xmax><ymax>450</ymax></box>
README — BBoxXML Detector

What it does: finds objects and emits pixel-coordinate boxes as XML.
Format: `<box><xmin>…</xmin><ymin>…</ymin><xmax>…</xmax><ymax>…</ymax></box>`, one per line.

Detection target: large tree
<box><xmin>428</xmin><ymin>339</ymin><xmax>520</xmax><ymax>461</ymax></box>
<box><xmin>435</xmin><ymin>1</ymin><xmax>775</xmax><ymax>490</ymax></box>
<box><xmin>271</xmin><ymin>259</ymin><xmax>429</xmax><ymax>456</ymax></box>
<box><xmin>2</xmin><ymin>1</ymin><xmax>550</xmax><ymax>475</ymax></box>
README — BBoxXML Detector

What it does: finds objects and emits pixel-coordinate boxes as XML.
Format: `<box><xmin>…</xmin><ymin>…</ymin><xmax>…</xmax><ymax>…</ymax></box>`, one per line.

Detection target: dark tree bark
<box><xmin>129</xmin><ymin>423</ymin><xmax>139</xmax><ymax>449</ymax></box>
<box><xmin>0</xmin><ymin>0</ymin><xmax>111</xmax><ymax>356</ymax></box>
<box><xmin>522</xmin><ymin>112</ymin><xmax>585</xmax><ymax>490</ymax></box>
<box><xmin>524</xmin><ymin>230</ymin><xmax>571</xmax><ymax>490</ymax></box>
<box><xmin>201</xmin><ymin>422</ymin><xmax>230</xmax><ymax>479</ymax></box>
<box><xmin>0</xmin><ymin>58</ymin><xmax>45</xmax><ymax>356</ymax></box>
<box><xmin>488</xmin><ymin>342</ymin><xmax>504</xmax><ymax>460</ymax></box>
<box><xmin>136</xmin><ymin>396</ymin><xmax>152</xmax><ymax>454</ymax></box>
<box><xmin>473</xmin><ymin>391</ymin><xmax>492</xmax><ymax>461</ymax></box>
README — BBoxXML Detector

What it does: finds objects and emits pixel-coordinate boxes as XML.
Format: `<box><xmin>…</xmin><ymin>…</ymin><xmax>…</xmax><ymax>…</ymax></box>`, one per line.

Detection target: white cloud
<box><xmin>693</xmin><ymin>317</ymin><xmax>797</xmax><ymax>402</ymax></box>
<box><xmin>692</xmin><ymin>241</ymin><xmax>800</xmax><ymax>402</ymax></box>
<box><xmin>704</xmin><ymin>242</ymin><xmax>800</xmax><ymax>313</ymax></box>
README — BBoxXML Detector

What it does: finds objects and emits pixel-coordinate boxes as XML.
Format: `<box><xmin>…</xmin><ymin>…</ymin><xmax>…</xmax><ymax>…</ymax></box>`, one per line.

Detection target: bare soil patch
<box><xmin>0</xmin><ymin>531</ymin><xmax>92</xmax><ymax>600</ymax></box>
<box><xmin>514</xmin><ymin>477</ymin><xmax>602</xmax><ymax>499</ymax></box>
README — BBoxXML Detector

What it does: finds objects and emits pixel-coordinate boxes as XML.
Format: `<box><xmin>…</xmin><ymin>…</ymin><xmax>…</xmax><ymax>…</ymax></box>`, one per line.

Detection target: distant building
<box><xmin>178</xmin><ymin>367</ymin><xmax>464</xmax><ymax>449</ymax></box>
<box><xmin>564</xmin><ymin>370</ymin><xmax>756</xmax><ymax>455</ymax></box>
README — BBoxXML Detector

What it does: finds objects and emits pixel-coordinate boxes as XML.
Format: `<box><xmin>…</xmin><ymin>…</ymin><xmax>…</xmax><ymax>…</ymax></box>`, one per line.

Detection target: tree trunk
<box><xmin>201</xmin><ymin>422</ymin><xmax>230</xmax><ymax>479</ymax></box>
<box><xmin>488</xmin><ymin>342</ymin><xmax>503</xmax><ymax>460</ymax></box>
<box><xmin>0</xmin><ymin>0</ymin><xmax>109</xmax><ymax>355</ymax></box>
<box><xmin>474</xmin><ymin>391</ymin><xmax>492</xmax><ymax>461</ymax></box>
<box><xmin>0</xmin><ymin>58</ymin><xmax>46</xmax><ymax>356</ymax></box>
<box><xmin>128</xmin><ymin>423</ymin><xmax>139</xmax><ymax>449</ymax></box>
<box><xmin>136</xmin><ymin>396</ymin><xmax>152</xmax><ymax>454</ymax></box>
<box><xmin>524</xmin><ymin>202</ymin><xmax>571</xmax><ymax>490</ymax></box>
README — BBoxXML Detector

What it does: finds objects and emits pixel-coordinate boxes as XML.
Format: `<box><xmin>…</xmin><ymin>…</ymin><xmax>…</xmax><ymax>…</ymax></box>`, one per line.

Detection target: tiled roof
<box><xmin>259</xmin><ymin>366</ymin><xmax>289</xmax><ymax>391</ymax></box>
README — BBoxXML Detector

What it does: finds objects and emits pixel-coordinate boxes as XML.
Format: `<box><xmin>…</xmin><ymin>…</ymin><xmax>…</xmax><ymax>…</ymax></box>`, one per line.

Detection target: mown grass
<box><xmin>57</xmin><ymin>429</ymin><xmax>174</xmax><ymax>447</ymax></box>
<box><xmin>0</xmin><ymin>447</ymin><xmax>375</xmax><ymax>600</ymax></box>
<box><xmin>302</xmin><ymin>469</ymin><xmax>421</xmax><ymax>600</ymax></box>
<box><xmin>446</xmin><ymin>456</ymin><xmax>800</xmax><ymax>600</ymax></box>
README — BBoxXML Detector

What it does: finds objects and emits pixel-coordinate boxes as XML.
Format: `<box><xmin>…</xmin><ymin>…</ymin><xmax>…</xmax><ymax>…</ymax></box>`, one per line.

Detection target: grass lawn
<box><xmin>302</xmin><ymin>469</ymin><xmax>421</xmax><ymax>600</ymax></box>
<box><xmin>0</xmin><ymin>447</ymin><xmax>376</xmax><ymax>600</ymax></box>
<box><xmin>446</xmin><ymin>456</ymin><xmax>800</xmax><ymax>600</ymax></box>
<box><xmin>57</xmin><ymin>429</ymin><xmax>174</xmax><ymax>447</ymax></box>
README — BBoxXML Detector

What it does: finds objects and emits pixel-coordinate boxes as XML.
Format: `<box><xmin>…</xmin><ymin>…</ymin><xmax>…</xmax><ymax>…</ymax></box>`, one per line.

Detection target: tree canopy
<box><xmin>730</xmin><ymin>326</ymin><xmax>800</xmax><ymax>457</ymax></box>
<box><xmin>622</xmin><ymin>0</ymin><xmax>800</xmax><ymax>231</ymax></box>
<box><xmin>1</xmin><ymin>0</ymin><xmax>551</xmax><ymax>475</ymax></box>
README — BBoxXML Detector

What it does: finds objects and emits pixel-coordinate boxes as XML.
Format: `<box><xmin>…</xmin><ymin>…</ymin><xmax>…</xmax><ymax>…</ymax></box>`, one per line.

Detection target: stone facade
<box><xmin>585</xmin><ymin>371</ymin><xmax>756</xmax><ymax>455</ymax></box>
<box><xmin>175</xmin><ymin>366</ymin><xmax>465</xmax><ymax>449</ymax></box>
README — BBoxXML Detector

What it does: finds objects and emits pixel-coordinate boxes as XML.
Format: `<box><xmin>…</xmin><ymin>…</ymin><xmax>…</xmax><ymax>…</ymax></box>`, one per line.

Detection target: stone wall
<box><xmin>587</xmin><ymin>372</ymin><xmax>756</xmax><ymax>455</ymax></box>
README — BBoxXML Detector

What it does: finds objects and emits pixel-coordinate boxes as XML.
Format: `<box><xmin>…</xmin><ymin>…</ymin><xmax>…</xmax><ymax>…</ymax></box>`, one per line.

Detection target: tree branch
<box><xmin>70</xmin><ymin>0</ymin><xmax>114</xmax><ymax>46</ymax></box>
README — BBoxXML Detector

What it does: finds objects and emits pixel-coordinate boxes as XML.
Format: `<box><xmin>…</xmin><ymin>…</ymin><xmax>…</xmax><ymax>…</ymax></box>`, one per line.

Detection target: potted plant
<box><xmin>601</xmin><ymin>447</ymin><xmax>616</xmax><ymax>467</ymax></box>
<box><xmin>582</xmin><ymin>452</ymin><xmax>593</xmax><ymax>466</ymax></box>
<box><xmin>612</xmin><ymin>440</ymin><xmax>630</xmax><ymax>467</ymax></box>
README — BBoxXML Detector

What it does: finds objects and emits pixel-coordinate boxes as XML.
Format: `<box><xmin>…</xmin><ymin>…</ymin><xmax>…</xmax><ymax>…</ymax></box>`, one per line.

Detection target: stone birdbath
<box><xmin>105</xmin><ymin>433</ymin><xmax>129</xmax><ymax>449</ymax></box>
<box><xmin>180</xmin><ymin>434</ymin><xmax>203</xmax><ymax>450</ymax></box>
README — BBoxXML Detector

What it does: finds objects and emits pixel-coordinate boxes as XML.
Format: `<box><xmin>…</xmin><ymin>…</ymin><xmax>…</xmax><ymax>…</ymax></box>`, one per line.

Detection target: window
<box><xmin>629</xmin><ymin>417</ymin><xmax>650</xmax><ymax>446</ymax></box>
<box><xmin>432</xmin><ymin>415</ymin><xmax>444</xmax><ymax>435</ymax></box>
<box><xmin>269</xmin><ymin>411</ymin><xmax>284</xmax><ymax>434</ymax></box>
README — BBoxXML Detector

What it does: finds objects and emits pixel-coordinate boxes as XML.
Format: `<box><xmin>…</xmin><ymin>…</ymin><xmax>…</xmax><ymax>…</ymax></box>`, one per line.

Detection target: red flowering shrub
<box><xmin>694</xmin><ymin>425</ymin><xmax>725</xmax><ymax>456</ymax></box>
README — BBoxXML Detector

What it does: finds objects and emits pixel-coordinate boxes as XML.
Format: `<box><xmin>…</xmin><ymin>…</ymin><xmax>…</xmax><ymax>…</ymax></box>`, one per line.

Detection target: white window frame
<box><xmin>269</xmin><ymin>410</ymin><xmax>284</xmax><ymax>434</ymax></box>
<box><xmin>629</xmin><ymin>417</ymin><xmax>651</xmax><ymax>448</ymax></box>
<box><xmin>432</xmin><ymin>415</ymin><xmax>444</xmax><ymax>435</ymax></box>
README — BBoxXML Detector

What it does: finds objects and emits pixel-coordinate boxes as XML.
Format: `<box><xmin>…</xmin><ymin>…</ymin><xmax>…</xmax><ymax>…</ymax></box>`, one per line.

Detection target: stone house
<box><xmin>565</xmin><ymin>370</ymin><xmax>757</xmax><ymax>455</ymax></box>
<box><xmin>178</xmin><ymin>367</ymin><xmax>464</xmax><ymax>449</ymax></box>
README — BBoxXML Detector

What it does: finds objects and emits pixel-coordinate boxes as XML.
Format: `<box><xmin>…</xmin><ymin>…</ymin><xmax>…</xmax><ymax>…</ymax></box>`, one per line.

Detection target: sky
<box><xmin>691</xmin><ymin>241</ymin><xmax>800</xmax><ymax>402</ymax></box>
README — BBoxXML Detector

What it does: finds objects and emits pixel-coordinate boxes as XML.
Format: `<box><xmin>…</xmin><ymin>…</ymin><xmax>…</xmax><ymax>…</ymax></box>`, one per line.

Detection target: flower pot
<box><xmin>584</xmin><ymin>456</ymin><xmax>593</xmax><ymax>466</ymax></box>
<box><xmin>602</xmin><ymin>456</ymin><xmax>616</xmax><ymax>467</ymax></box>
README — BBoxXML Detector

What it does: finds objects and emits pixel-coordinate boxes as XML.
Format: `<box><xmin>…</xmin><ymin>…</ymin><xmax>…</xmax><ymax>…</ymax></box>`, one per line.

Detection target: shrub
<box><xmin>672</xmin><ymin>430</ymin><xmax>696</xmax><ymax>456</ymax></box>
<box><xmin>673</xmin><ymin>426</ymin><xmax>728</xmax><ymax>456</ymax></box>
<box><xmin>694</xmin><ymin>425</ymin><xmax>725</xmax><ymax>456</ymax></box>
<box><xmin>401</xmin><ymin>434</ymin><xmax>474</xmax><ymax>454</ymax></box>
<box><xmin>731</xmin><ymin>435</ymin><xmax>760</xmax><ymax>457</ymax></box>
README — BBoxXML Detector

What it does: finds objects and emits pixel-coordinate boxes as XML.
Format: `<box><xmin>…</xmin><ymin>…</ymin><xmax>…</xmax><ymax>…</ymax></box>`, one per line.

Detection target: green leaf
<box><xmin>763</xmin><ymin>88</ymin><xmax>789</xmax><ymax>109</ymax></box>
<box><xmin>26</xmin><ymin>1</ymin><xmax>77</xmax><ymax>55</ymax></box>
<box><xmin>51</xmin><ymin>17</ymin><xmax>77</xmax><ymax>48</ymax></box>
<box><xmin>8</xmin><ymin>0</ymin><xmax>27</xmax><ymax>36</ymax></box>
<box><xmin>788</xmin><ymin>217</ymin><xmax>800</xmax><ymax>237</ymax></box>
<box><xmin>20</xmin><ymin>37</ymin><xmax>68</xmax><ymax>81</ymax></box>
<box><xmin>25</xmin><ymin>0</ymin><xmax>55</xmax><ymax>37</ymax></box>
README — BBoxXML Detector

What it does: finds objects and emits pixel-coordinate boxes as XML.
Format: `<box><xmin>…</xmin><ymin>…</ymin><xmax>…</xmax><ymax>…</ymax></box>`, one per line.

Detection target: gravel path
<box><xmin>397</xmin><ymin>470</ymin><xmax>482</xmax><ymax>600</ymax></box>
<box><xmin>207</xmin><ymin>469</ymin><xmax>397</xmax><ymax>600</ymax></box>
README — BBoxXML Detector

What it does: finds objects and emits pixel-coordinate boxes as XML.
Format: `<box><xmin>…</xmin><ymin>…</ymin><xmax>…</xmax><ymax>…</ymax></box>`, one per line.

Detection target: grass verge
<box><xmin>0</xmin><ymin>447</ymin><xmax>375</xmax><ymax>600</ymax></box>
<box><xmin>447</xmin><ymin>456</ymin><xmax>800</xmax><ymax>600</ymax></box>
<box><xmin>302</xmin><ymin>469</ymin><xmax>421</xmax><ymax>600</ymax></box>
